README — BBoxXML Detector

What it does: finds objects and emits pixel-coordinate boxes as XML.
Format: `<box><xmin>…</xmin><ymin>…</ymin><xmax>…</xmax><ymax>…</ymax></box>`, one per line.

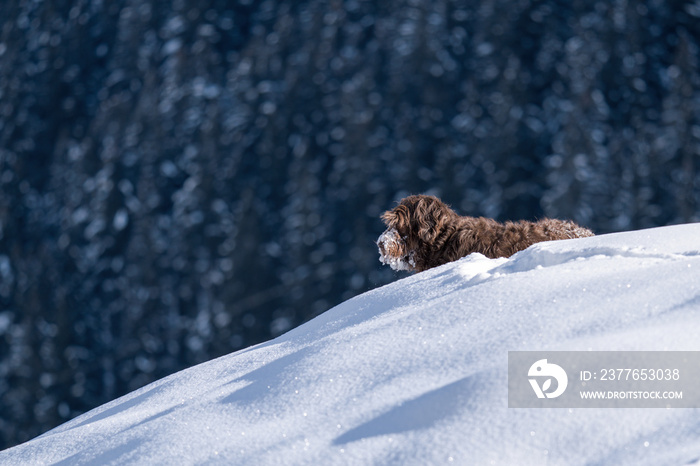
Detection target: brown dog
<box><xmin>377</xmin><ymin>195</ymin><xmax>594</xmax><ymax>272</ymax></box>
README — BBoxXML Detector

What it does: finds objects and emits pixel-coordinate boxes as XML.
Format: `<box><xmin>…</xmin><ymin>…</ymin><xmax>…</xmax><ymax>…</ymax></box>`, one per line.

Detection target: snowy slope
<box><xmin>2</xmin><ymin>224</ymin><xmax>700</xmax><ymax>465</ymax></box>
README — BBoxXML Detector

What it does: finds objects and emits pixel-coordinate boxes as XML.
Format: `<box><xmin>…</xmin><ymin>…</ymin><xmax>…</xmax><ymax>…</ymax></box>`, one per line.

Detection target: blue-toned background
<box><xmin>1</xmin><ymin>0</ymin><xmax>699</xmax><ymax>449</ymax></box>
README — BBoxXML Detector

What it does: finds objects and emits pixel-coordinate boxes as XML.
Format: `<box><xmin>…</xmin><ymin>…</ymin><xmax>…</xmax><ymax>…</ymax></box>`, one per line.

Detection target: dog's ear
<box><xmin>414</xmin><ymin>196</ymin><xmax>451</xmax><ymax>243</ymax></box>
<box><xmin>381</xmin><ymin>205</ymin><xmax>410</xmax><ymax>231</ymax></box>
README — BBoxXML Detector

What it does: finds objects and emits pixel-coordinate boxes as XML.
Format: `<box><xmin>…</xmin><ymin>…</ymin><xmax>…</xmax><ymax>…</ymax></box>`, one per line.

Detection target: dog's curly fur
<box><xmin>377</xmin><ymin>194</ymin><xmax>594</xmax><ymax>272</ymax></box>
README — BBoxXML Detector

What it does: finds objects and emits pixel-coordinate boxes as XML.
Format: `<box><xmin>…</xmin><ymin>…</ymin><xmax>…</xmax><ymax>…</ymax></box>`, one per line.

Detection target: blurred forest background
<box><xmin>1</xmin><ymin>0</ymin><xmax>699</xmax><ymax>449</ymax></box>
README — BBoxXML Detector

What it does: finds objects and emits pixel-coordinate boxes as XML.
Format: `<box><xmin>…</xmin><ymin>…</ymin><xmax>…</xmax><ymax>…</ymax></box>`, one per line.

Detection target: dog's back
<box><xmin>463</xmin><ymin>218</ymin><xmax>594</xmax><ymax>259</ymax></box>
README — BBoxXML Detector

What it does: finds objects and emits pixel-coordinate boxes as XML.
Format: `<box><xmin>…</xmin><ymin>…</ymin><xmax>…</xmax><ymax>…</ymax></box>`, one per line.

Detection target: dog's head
<box><xmin>377</xmin><ymin>195</ymin><xmax>455</xmax><ymax>272</ymax></box>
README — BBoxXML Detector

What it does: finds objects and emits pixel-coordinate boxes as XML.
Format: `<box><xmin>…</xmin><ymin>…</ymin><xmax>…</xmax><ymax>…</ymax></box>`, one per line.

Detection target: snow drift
<box><xmin>2</xmin><ymin>224</ymin><xmax>700</xmax><ymax>465</ymax></box>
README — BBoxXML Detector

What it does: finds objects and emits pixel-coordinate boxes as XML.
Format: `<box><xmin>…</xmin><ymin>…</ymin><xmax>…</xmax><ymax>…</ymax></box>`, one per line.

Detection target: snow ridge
<box><xmin>2</xmin><ymin>224</ymin><xmax>700</xmax><ymax>465</ymax></box>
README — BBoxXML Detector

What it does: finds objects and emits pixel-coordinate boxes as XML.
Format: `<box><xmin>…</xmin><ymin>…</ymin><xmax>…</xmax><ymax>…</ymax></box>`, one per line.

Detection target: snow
<box><xmin>2</xmin><ymin>224</ymin><xmax>700</xmax><ymax>465</ymax></box>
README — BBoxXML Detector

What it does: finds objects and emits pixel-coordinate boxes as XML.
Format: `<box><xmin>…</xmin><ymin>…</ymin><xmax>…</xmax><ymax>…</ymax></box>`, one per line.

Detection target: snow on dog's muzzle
<box><xmin>377</xmin><ymin>228</ymin><xmax>415</xmax><ymax>271</ymax></box>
